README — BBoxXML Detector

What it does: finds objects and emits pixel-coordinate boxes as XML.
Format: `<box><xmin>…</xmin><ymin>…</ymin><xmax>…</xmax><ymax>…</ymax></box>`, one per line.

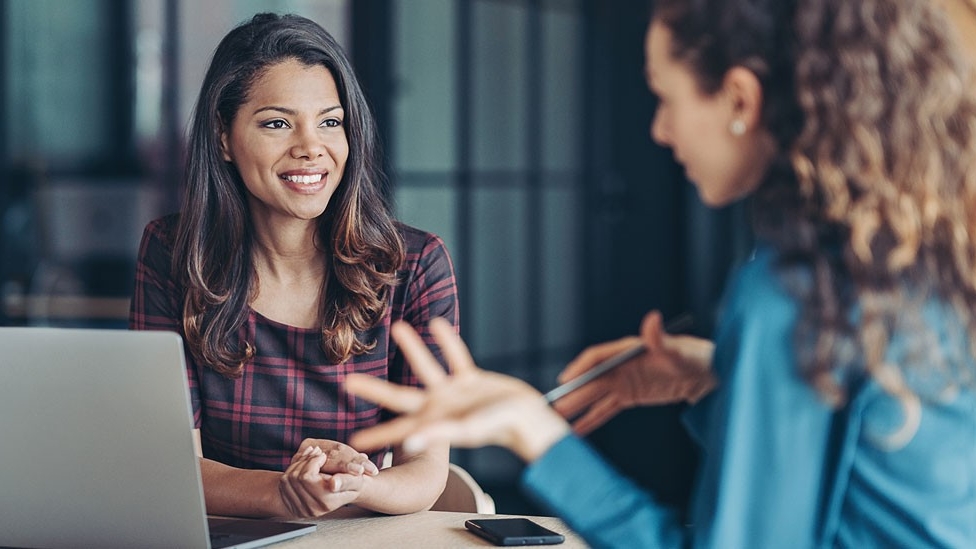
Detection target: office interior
<box><xmin>6</xmin><ymin>0</ymin><xmax>972</xmax><ymax>516</ymax></box>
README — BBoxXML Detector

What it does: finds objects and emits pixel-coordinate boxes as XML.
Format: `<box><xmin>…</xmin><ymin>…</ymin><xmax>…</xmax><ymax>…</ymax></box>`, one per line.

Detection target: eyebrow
<box><xmin>252</xmin><ymin>105</ymin><xmax>343</xmax><ymax>116</ymax></box>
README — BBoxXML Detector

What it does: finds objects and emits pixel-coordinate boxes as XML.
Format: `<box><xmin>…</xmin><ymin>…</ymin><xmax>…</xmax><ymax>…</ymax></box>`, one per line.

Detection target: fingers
<box><xmin>349</xmin><ymin>415</ymin><xmax>425</xmax><ymax>452</ymax></box>
<box><xmin>550</xmin><ymin>377</ymin><xmax>606</xmax><ymax>420</ymax></box>
<box><xmin>360</xmin><ymin>453</ymin><xmax>380</xmax><ymax>476</ymax></box>
<box><xmin>640</xmin><ymin>310</ymin><xmax>666</xmax><ymax>351</ymax></box>
<box><xmin>295</xmin><ymin>439</ymin><xmax>379</xmax><ymax>476</ymax></box>
<box><xmin>345</xmin><ymin>373</ymin><xmax>426</xmax><ymax>414</ymax></box>
<box><xmin>328</xmin><ymin>450</ymin><xmax>378</xmax><ymax>476</ymax></box>
<box><xmin>329</xmin><ymin>472</ymin><xmax>365</xmax><ymax>493</ymax></box>
<box><xmin>279</xmin><ymin>446</ymin><xmax>329</xmax><ymax>517</ymax></box>
<box><xmin>558</xmin><ymin>337</ymin><xmax>639</xmax><ymax>383</ymax></box>
<box><xmin>279</xmin><ymin>445</ymin><xmax>372</xmax><ymax>518</ymax></box>
<box><xmin>391</xmin><ymin>321</ymin><xmax>451</xmax><ymax>386</ymax></box>
<box><xmin>428</xmin><ymin>317</ymin><xmax>479</xmax><ymax>376</ymax></box>
<box><xmin>571</xmin><ymin>396</ymin><xmax>622</xmax><ymax>435</ymax></box>
<box><xmin>400</xmin><ymin>420</ymin><xmax>470</xmax><ymax>453</ymax></box>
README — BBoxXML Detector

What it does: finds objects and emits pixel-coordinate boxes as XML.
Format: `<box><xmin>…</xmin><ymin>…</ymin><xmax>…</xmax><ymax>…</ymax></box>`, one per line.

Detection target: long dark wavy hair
<box><xmin>653</xmin><ymin>0</ymin><xmax>976</xmax><ymax>409</ymax></box>
<box><xmin>175</xmin><ymin>13</ymin><xmax>404</xmax><ymax>377</ymax></box>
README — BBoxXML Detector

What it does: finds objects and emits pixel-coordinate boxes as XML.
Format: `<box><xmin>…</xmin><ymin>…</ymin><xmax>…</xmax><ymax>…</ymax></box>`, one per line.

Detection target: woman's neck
<box><xmin>249</xmin><ymin>216</ymin><xmax>326</xmax><ymax>282</ymax></box>
<box><xmin>247</xmin><ymin>216</ymin><xmax>329</xmax><ymax>329</ymax></box>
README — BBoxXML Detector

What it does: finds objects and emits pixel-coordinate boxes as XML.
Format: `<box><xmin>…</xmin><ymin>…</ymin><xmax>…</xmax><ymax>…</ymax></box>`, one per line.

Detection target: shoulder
<box><xmin>710</xmin><ymin>243</ymin><xmax>802</xmax><ymax>380</ymax></box>
<box><xmin>392</xmin><ymin>223</ymin><xmax>458</xmax><ymax>303</ymax></box>
<box><xmin>140</xmin><ymin>213</ymin><xmax>180</xmax><ymax>250</ymax></box>
<box><xmin>720</xmin><ymin>243</ymin><xmax>799</xmax><ymax>325</ymax></box>
<box><xmin>395</xmin><ymin>222</ymin><xmax>454</xmax><ymax>272</ymax></box>
<box><xmin>396</xmin><ymin>222</ymin><xmax>449</xmax><ymax>256</ymax></box>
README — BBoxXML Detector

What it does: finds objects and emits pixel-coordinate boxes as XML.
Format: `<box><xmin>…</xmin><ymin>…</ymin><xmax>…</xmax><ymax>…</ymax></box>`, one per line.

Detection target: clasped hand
<box><xmin>278</xmin><ymin>438</ymin><xmax>380</xmax><ymax>518</ymax></box>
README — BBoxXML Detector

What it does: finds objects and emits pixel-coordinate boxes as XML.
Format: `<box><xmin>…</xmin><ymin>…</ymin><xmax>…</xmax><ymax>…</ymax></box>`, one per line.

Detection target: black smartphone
<box><xmin>464</xmin><ymin>518</ymin><xmax>565</xmax><ymax>546</ymax></box>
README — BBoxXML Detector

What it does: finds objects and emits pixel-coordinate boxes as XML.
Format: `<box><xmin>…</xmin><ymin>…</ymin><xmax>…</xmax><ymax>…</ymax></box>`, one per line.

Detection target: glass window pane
<box><xmin>469</xmin><ymin>185</ymin><xmax>529</xmax><ymax>359</ymax></box>
<box><xmin>471</xmin><ymin>0</ymin><xmax>528</xmax><ymax>172</ymax></box>
<box><xmin>6</xmin><ymin>0</ymin><xmax>113</xmax><ymax>162</ymax></box>
<box><xmin>394</xmin><ymin>182</ymin><xmax>459</xmax><ymax>270</ymax></box>
<box><xmin>541</xmin><ymin>186</ymin><xmax>580</xmax><ymax>349</ymax></box>
<box><xmin>541</xmin><ymin>9</ymin><xmax>582</xmax><ymax>172</ymax></box>
<box><xmin>392</xmin><ymin>0</ymin><xmax>457</xmax><ymax>172</ymax></box>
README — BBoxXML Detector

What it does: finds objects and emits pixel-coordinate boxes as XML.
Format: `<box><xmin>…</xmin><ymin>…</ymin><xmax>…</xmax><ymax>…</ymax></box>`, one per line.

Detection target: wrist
<box><xmin>684</xmin><ymin>372</ymin><xmax>717</xmax><ymax>404</ymax></box>
<box><xmin>268</xmin><ymin>472</ymin><xmax>296</xmax><ymax>518</ymax></box>
<box><xmin>509</xmin><ymin>400</ymin><xmax>571</xmax><ymax>463</ymax></box>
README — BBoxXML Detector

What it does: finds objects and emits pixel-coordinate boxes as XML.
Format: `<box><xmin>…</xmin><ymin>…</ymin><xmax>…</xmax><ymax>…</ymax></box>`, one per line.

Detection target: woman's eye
<box><xmin>262</xmin><ymin>119</ymin><xmax>289</xmax><ymax>129</ymax></box>
<box><xmin>322</xmin><ymin>118</ymin><xmax>343</xmax><ymax>128</ymax></box>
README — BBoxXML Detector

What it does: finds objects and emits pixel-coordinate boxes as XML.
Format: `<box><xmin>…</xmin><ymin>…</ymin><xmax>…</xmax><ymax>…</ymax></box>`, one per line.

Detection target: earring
<box><xmin>729</xmin><ymin>119</ymin><xmax>746</xmax><ymax>136</ymax></box>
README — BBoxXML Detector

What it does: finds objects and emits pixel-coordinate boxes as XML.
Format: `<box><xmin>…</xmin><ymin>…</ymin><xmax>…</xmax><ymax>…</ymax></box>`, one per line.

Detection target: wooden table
<box><xmin>272</xmin><ymin>507</ymin><xmax>589</xmax><ymax>548</ymax></box>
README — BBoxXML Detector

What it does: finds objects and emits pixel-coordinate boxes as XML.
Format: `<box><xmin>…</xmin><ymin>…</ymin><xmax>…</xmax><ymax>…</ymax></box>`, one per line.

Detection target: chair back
<box><xmin>431</xmin><ymin>463</ymin><xmax>496</xmax><ymax>514</ymax></box>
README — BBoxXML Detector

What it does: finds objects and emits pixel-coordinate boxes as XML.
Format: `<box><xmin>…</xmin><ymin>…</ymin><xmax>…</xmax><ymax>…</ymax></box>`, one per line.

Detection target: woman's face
<box><xmin>221</xmin><ymin>58</ymin><xmax>349</xmax><ymax>225</ymax></box>
<box><xmin>645</xmin><ymin>21</ymin><xmax>774</xmax><ymax>207</ymax></box>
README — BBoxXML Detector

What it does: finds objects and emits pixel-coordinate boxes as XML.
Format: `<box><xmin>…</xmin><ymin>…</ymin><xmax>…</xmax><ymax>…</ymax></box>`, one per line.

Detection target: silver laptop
<box><xmin>0</xmin><ymin>327</ymin><xmax>316</xmax><ymax>549</ymax></box>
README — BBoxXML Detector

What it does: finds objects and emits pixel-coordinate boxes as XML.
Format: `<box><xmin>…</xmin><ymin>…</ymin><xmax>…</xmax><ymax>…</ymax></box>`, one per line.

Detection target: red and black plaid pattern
<box><xmin>129</xmin><ymin>215</ymin><xmax>458</xmax><ymax>471</ymax></box>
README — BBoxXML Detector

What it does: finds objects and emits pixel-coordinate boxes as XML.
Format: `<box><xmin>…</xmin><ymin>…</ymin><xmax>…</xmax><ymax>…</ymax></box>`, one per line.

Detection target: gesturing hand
<box><xmin>346</xmin><ymin>318</ymin><xmax>570</xmax><ymax>463</ymax></box>
<box><xmin>551</xmin><ymin>311</ymin><xmax>716</xmax><ymax>435</ymax></box>
<box><xmin>277</xmin><ymin>439</ymin><xmax>378</xmax><ymax>518</ymax></box>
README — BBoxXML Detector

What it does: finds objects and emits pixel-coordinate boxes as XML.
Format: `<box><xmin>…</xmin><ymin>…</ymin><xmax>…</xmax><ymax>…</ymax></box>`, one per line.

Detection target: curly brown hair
<box><xmin>177</xmin><ymin>13</ymin><xmax>403</xmax><ymax>377</ymax></box>
<box><xmin>655</xmin><ymin>0</ymin><xmax>976</xmax><ymax>405</ymax></box>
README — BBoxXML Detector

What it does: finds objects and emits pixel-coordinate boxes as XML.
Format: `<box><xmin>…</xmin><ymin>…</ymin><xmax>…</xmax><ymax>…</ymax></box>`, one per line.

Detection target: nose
<box><xmin>290</xmin><ymin>126</ymin><xmax>326</xmax><ymax>159</ymax></box>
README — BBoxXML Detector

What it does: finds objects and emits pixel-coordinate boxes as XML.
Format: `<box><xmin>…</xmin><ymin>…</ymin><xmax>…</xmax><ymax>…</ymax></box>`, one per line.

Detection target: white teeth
<box><xmin>284</xmin><ymin>174</ymin><xmax>323</xmax><ymax>184</ymax></box>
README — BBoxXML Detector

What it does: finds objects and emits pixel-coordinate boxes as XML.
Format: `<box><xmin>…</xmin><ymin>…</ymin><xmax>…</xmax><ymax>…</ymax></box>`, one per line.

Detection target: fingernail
<box><xmin>301</xmin><ymin>446</ymin><xmax>313</xmax><ymax>456</ymax></box>
<box><xmin>349</xmin><ymin>463</ymin><xmax>364</xmax><ymax>474</ymax></box>
<box><xmin>333</xmin><ymin>478</ymin><xmax>342</xmax><ymax>491</ymax></box>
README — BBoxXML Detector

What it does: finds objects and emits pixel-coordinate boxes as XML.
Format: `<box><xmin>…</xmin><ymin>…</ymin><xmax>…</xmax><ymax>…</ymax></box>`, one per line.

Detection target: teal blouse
<box><xmin>523</xmin><ymin>245</ymin><xmax>976</xmax><ymax>548</ymax></box>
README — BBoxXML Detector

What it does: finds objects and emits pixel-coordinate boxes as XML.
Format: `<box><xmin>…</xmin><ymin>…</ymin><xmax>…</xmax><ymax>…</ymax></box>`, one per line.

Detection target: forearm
<box><xmin>200</xmin><ymin>458</ymin><xmax>289</xmax><ymax>518</ymax></box>
<box><xmin>523</xmin><ymin>435</ymin><xmax>686</xmax><ymax>548</ymax></box>
<box><xmin>354</xmin><ymin>441</ymin><xmax>451</xmax><ymax>514</ymax></box>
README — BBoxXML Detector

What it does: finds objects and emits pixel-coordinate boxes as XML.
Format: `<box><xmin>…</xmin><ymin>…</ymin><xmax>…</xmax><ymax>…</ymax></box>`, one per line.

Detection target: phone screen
<box><xmin>464</xmin><ymin>518</ymin><xmax>565</xmax><ymax>546</ymax></box>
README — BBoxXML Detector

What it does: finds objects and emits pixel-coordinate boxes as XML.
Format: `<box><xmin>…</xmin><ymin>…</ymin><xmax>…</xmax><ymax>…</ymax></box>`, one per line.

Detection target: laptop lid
<box><xmin>0</xmin><ymin>328</ymin><xmax>314</xmax><ymax>549</ymax></box>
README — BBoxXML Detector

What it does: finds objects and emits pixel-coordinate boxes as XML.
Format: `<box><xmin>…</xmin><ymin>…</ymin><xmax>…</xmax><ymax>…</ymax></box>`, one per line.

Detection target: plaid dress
<box><xmin>129</xmin><ymin>214</ymin><xmax>458</xmax><ymax>471</ymax></box>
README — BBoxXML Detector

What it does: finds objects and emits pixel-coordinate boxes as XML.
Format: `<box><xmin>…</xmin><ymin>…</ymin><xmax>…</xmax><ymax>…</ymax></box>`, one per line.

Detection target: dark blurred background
<box><xmin>0</xmin><ymin>0</ymin><xmax>754</xmax><ymax>517</ymax></box>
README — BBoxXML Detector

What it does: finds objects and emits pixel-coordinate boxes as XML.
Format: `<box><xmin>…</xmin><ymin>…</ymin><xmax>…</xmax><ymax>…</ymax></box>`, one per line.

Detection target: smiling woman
<box><xmin>128</xmin><ymin>13</ymin><xmax>458</xmax><ymax>520</ymax></box>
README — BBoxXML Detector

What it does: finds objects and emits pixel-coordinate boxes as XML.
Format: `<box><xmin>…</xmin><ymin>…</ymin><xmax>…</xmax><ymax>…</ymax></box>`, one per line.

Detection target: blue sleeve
<box><xmin>521</xmin><ymin>434</ymin><xmax>686</xmax><ymax>549</ymax></box>
<box><xmin>683</xmin><ymin>249</ymin><xmax>835</xmax><ymax>548</ymax></box>
<box><xmin>522</xmin><ymin>248</ymin><xmax>837</xmax><ymax>548</ymax></box>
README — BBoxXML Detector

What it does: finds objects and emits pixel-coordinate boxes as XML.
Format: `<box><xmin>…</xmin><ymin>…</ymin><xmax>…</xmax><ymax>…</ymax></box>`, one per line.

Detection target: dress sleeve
<box><xmin>389</xmin><ymin>231</ymin><xmax>459</xmax><ymax>388</ymax></box>
<box><xmin>128</xmin><ymin>219</ymin><xmax>182</xmax><ymax>333</ymax></box>
<box><xmin>522</xmin><ymin>435</ymin><xmax>687</xmax><ymax>549</ymax></box>
<box><xmin>128</xmin><ymin>218</ymin><xmax>203</xmax><ymax>426</ymax></box>
<box><xmin>523</xmin><ymin>250</ymin><xmax>836</xmax><ymax>549</ymax></box>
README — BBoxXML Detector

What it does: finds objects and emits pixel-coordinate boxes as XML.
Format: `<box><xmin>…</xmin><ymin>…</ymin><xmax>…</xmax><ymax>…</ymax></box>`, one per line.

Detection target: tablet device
<box><xmin>464</xmin><ymin>518</ymin><xmax>565</xmax><ymax>546</ymax></box>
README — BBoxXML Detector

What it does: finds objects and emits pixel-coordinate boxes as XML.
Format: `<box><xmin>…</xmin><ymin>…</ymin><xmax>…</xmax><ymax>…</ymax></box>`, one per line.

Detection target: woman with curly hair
<box><xmin>346</xmin><ymin>0</ymin><xmax>976</xmax><ymax>546</ymax></box>
<box><xmin>130</xmin><ymin>13</ymin><xmax>457</xmax><ymax>518</ymax></box>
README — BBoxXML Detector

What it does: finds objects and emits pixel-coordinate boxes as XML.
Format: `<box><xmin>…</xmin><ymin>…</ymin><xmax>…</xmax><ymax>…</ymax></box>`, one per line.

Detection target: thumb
<box><xmin>639</xmin><ymin>310</ymin><xmax>665</xmax><ymax>351</ymax></box>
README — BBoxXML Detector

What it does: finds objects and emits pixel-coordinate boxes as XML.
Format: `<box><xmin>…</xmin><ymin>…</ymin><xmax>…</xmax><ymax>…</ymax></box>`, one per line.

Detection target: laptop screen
<box><xmin>0</xmin><ymin>328</ymin><xmax>314</xmax><ymax>549</ymax></box>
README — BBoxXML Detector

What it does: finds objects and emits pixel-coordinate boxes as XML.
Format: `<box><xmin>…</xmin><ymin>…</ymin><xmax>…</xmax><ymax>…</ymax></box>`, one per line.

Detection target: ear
<box><xmin>722</xmin><ymin>66</ymin><xmax>764</xmax><ymax>130</ymax></box>
<box><xmin>219</xmin><ymin>127</ymin><xmax>233</xmax><ymax>162</ymax></box>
